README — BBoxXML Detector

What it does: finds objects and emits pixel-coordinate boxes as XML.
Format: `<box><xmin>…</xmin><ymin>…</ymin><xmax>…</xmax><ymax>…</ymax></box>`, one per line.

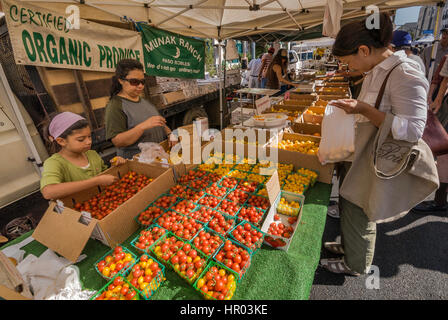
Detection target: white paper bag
<box><xmin>317</xmin><ymin>104</ymin><xmax>355</xmax><ymax>164</ymax></box>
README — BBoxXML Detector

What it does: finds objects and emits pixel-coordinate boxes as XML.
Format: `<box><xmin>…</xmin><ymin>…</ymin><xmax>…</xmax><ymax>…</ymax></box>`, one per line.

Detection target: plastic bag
<box><xmin>136</xmin><ymin>142</ymin><xmax>169</xmax><ymax>164</ymax></box>
<box><xmin>317</xmin><ymin>103</ymin><xmax>355</xmax><ymax>165</ymax></box>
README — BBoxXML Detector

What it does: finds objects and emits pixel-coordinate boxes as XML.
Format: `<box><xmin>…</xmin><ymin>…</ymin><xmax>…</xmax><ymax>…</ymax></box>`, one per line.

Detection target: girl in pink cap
<box><xmin>40</xmin><ymin>112</ymin><xmax>126</xmax><ymax>200</ymax></box>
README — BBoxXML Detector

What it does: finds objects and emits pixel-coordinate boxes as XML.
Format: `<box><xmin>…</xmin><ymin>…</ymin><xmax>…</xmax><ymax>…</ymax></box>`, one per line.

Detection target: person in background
<box><xmin>421</xmin><ymin>28</ymin><xmax>448</xmax><ymax>84</ymax></box>
<box><xmin>258</xmin><ymin>47</ymin><xmax>275</xmax><ymax>88</ymax></box>
<box><xmin>105</xmin><ymin>59</ymin><xmax>178</xmax><ymax>160</ymax></box>
<box><xmin>413</xmin><ymin>54</ymin><xmax>448</xmax><ymax>214</ymax></box>
<box><xmin>40</xmin><ymin>112</ymin><xmax>126</xmax><ymax>200</ymax></box>
<box><xmin>247</xmin><ymin>54</ymin><xmax>263</xmax><ymax>89</ymax></box>
<box><xmin>390</xmin><ymin>30</ymin><xmax>426</xmax><ymax>74</ymax></box>
<box><xmin>320</xmin><ymin>12</ymin><xmax>429</xmax><ymax>276</ymax></box>
<box><xmin>265</xmin><ymin>48</ymin><xmax>299</xmax><ymax>94</ymax></box>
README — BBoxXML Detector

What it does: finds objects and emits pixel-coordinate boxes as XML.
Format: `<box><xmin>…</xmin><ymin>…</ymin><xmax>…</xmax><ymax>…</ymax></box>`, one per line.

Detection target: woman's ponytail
<box><xmin>332</xmin><ymin>12</ymin><xmax>394</xmax><ymax>57</ymax></box>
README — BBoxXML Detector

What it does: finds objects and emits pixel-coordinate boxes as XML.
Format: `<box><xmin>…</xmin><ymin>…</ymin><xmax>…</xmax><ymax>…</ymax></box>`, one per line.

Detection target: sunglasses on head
<box><xmin>122</xmin><ymin>78</ymin><xmax>146</xmax><ymax>86</ymax></box>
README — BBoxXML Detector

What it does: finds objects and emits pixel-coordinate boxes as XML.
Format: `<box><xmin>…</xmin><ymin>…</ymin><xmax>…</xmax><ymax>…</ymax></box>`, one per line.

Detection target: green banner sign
<box><xmin>140</xmin><ymin>25</ymin><xmax>205</xmax><ymax>79</ymax></box>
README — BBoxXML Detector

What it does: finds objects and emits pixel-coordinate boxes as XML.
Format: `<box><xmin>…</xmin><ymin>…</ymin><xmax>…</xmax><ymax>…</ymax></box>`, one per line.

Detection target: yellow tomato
<box><xmin>138</xmin><ymin>276</ymin><xmax>145</xmax><ymax>285</ymax></box>
<box><xmin>145</xmin><ymin>269</ymin><xmax>153</xmax><ymax>276</ymax></box>
<box><xmin>124</xmin><ymin>253</ymin><xmax>133</xmax><ymax>262</ymax></box>
<box><xmin>197</xmin><ymin>278</ymin><xmax>205</xmax><ymax>289</ymax></box>
<box><xmin>102</xmin><ymin>267</ymin><xmax>110</xmax><ymax>277</ymax></box>
<box><xmin>139</xmin><ymin>261</ymin><xmax>147</xmax><ymax>269</ymax></box>
<box><xmin>109</xmin><ymin>263</ymin><xmax>116</xmax><ymax>271</ymax></box>
<box><xmin>219</xmin><ymin>269</ymin><xmax>226</xmax><ymax>277</ymax></box>
<box><xmin>140</xmin><ymin>282</ymin><xmax>148</xmax><ymax>291</ymax></box>
<box><xmin>186</xmin><ymin>257</ymin><xmax>192</xmax><ymax>263</ymax></box>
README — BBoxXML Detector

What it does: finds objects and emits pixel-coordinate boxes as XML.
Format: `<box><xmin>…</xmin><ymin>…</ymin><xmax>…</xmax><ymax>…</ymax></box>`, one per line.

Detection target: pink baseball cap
<box><xmin>49</xmin><ymin>112</ymin><xmax>86</xmax><ymax>139</ymax></box>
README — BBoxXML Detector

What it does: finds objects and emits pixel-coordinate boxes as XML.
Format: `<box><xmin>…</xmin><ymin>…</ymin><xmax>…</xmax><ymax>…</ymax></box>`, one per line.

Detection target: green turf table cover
<box><xmin>1</xmin><ymin>182</ymin><xmax>331</xmax><ymax>300</ymax></box>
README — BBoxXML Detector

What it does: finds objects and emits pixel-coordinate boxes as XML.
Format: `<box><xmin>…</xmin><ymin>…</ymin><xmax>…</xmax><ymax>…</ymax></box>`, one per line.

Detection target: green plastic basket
<box><xmin>236</xmin><ymin>205</ymin><xmax>267</xmax><ymax>228</ymax></box>
<box><xmin>196</xmin><ymin>194</ymin><xmax>223</xmax><ymax>210</ymax></box>
<box><xmin>168</xmin><ymin>243</ymin><xmax>210</xmax><ymax>285</ymax></box>
<box><xmin>130</xmin><ymin>224</ymin><xmax>168</xmax><ymax>254</ymax></box>
<box><xmin>148</xmin><ymin>232</ymin><xmax>185</xmax><ymax>266</ymax></box>
<box><xmin>215</xmin><ymin>199</ymin><xmax>243</xmax><ymax>217</ymax></box>
<box><xmin>206</xmin><ymin>211</ymin><xmax>237</xmax><ymax>237</ymax></box>
<box><xmin>213</xmin><ymin>238</ymin><xmax>252</xmax><ymax>282</ymax></box>
<box><xmin>228</xmin><ymin>220</ymin><xmax>266</xmax><ymax>255</ymax></box>
<box><xmin>193</xmin><ymin>260</ymin><xmax>239</xmax><ymax>300</ymax></box>
<box><xmin>93</xmin><ymin>246</ymin><xmax>137</xmax><ymax>282</ymax></box>
<box><xmin>89</xmin><ymin>275</ymin><xmax>141</xmax><ymax>300</ymax></box>
<box><xmin>122</xmin><ymin>255</ymin><xmax>166</xmax><ymax>300</ymax></box>
<box><xmin>134</xmin><ymin>205</ymin><xmax>166</xmax><ymax>229</ymax></box>
<box><xmin>190</xmin><ymin>226</ymin><xmax>226</xmax><ymax>259</ymax></box>
<box><xmin>245</xmin><ymin>194</ymin><xmax>271</xmax><ymax>212</ymax></box>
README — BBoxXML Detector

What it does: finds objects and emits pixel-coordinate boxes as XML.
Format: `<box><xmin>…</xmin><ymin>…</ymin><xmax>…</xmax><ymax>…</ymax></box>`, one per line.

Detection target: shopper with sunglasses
<box><xmin>105</xmin><ymin>59</ymin><xmax>176</xmax><ymax>159</ymax></box>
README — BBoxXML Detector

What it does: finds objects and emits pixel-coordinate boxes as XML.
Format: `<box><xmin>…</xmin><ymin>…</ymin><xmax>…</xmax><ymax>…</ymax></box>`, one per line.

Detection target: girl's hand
<box><xmin>430</xmin><ymin>99</ymin><xmax>442</xmax><ymax>114</ymax></box>
<box><xmin>330</xmin><ymin>99</ymin><xmax>369</xmax><ymax>115</ymax></box>
<box><xmin>110</xmin><ymin>156</ymin><xmax>127</xmax><ymax>166</ymax></box>
<box><xmin>95</xmin><ymin>174</ymin><xmax>118</xmax><ymax>186</ymax></box>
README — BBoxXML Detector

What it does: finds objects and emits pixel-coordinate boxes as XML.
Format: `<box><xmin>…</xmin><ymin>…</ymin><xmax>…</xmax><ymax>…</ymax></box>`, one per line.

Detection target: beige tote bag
<box><xmin>339</xmin><ymin>63</ymin><xmax>439</xmax><ymax>223</ymax></box>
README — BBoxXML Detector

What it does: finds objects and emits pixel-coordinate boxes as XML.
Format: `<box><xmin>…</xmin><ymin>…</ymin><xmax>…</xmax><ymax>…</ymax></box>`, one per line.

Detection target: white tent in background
<box><xmin>414</xmin><ymin>34</ymin><xmax>435</xmax><ymax>44</ymax></box>
<box><xmin>292</xmin><ymin>37</ymin><xmax>335</xmax><ymax>50</ymax></box>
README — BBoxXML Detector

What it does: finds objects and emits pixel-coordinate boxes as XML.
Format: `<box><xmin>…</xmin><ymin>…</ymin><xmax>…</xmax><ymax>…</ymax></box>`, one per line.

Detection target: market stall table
<box><xmin>0</xmin><ymin>182</ymin><xmax>331</xmax><ymax>300</ymax></box>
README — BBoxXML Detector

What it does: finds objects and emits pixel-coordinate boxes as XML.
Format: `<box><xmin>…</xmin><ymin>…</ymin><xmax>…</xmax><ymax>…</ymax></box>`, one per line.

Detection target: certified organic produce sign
<box><xmin>2</xmin><ymin>0</ymin><xmax>144</xmax><ymax>72</ymax></box>
<box><xmin>140</xmin><ymin>24</ymin><xmax>205</xmax><ymax>79</ymax></box>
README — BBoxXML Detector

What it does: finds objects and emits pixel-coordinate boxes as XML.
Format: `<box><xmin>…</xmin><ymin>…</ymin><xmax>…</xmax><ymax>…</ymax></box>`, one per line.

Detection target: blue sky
<box><xmin>395</xmin><ymin>6</ymin><xmax>421</xmax><ymax>26</ymax></box>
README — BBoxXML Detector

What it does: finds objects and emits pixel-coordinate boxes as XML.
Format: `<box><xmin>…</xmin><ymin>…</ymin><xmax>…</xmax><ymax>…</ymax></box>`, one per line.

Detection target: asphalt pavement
<box><xmin>310</xmin><ymin>179</ymin><xmax>448</xmax><ymax>300</ymax></box>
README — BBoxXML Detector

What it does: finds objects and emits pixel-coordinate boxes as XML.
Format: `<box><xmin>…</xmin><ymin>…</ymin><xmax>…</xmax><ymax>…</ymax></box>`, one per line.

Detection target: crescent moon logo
<box><xmin>173</xmin><ymin>47</ymin><xmax>180</xmax><ymax>59</ymax></box>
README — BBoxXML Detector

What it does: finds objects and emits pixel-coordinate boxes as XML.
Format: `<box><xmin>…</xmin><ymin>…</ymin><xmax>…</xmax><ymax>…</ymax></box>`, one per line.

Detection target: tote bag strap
<box><xmin>371</xmin><ymin>62</ymin><xmax>417</xmax><ymax>179</ymax></box>
<box><xmin>374</xmin><ymin>62</ymin><xmax>403</xmax><ymax>110</ymax></box>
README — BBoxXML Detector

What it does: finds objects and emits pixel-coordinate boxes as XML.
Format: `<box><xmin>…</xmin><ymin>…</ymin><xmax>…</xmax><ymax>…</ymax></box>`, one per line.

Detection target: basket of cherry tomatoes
<box><xmin>130</xmin><ymin>225</ymin><xmax>167</xmax><ymax>254</ymax></box>
<box><xmin>123</xmin><ymin>254</ymin><xmax>165</xmax><ymax>300</ymax></box>
<box><xmin>168</xmin><ymin>242</ymin><xmax>209</xmax><ymax>285</ymax></box>
<box><xmin>229</xmin><ymin>221</ymin><xmax>265</xmax><ymax>254</ymax></box>
<box><xmin>91</xmin><ymin>275</ymin><xmax>140</xmax><ymax>300</ymax></box>
<box><xmin>191</xmin><ymin>228</ymin><xmax>226</xmax><ymax>259</ymax></box>
<box><xmin>194</xmin><ymin>262</ymin><xmax>238</xmax><ymax>300</ymax></box>
<box><xmin>214</xmin><ymin>239</ymin><xmax>252</xmax><ymax>281</ymax></box>
<box><xmin>94</xmin><ymin>245</ymin><xmax>136</xmax><ymax>281</ymax></box>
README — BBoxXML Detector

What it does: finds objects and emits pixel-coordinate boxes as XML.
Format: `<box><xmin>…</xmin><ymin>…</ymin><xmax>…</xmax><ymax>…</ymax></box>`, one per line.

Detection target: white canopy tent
<box><xmin>292</xmin><ymin>37</ymin><xmax>335</xmax><ymax>49</ymax></box>
<box><xmin>0</xmin><ymin>0</ymin><xmax>441</xmax><ymax>130</ymax></box>
<box><xmin>4</xmin><ymin>0</ymin><xmax>439</xmax><ymax>40</ymax></box>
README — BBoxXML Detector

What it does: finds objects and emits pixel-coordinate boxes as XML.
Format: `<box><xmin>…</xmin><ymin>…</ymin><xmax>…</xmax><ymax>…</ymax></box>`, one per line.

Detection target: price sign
<box><xmin>255</xmin><ymin>95</ymin><xmax>271</xmax><ymax>115</ymax></box>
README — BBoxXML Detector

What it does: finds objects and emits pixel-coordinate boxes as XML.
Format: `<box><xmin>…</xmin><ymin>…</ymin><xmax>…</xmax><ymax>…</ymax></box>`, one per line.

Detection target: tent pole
<box><xmin>218</xmin><ymin>40</ymin><xmax>224</xmax><ymax>130</ymax></box>
<box><xmin>428</xmin><ymin>2</ymin><xmax>445</xmax><ymax>82</ymax></box>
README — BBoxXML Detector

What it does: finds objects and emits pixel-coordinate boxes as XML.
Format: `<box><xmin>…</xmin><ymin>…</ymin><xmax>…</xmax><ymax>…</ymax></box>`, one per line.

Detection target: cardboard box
<box><xmin>260</xmin><ymin>171</ymin><xmax>304</xmax><ymax>251</ymax></box>
<box><xmin>0</xmin><ymin>251</ymin><xmax>32</xmax><ymax>299</ymax></box>
<box><xmin>291</xmin><ymin>122</ymin><xmax>321</xmax><ymax>137</ymax></box>
<box><xmin>267</xmin><ymin>131</ymin><xmax>334</xmax><ymax>184</ymax></box>
<box><xmin>33</xmin><ymin>162</ymin><xmax>174</xmax><ymax>263</ymax></box>
<box><xmin>163</xmin><ymin>90</ymin><xmax>186</xmax><ymax>105</ymax></box>
<box><xmin>215</xmin><ymin>128</ymin><xmax>279</xmax><ymax>160</ymax></box>
<box><xmin>302</xmin><ymin>106</ymin><xmax>325</xmax><ymax>124</ymax></box>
